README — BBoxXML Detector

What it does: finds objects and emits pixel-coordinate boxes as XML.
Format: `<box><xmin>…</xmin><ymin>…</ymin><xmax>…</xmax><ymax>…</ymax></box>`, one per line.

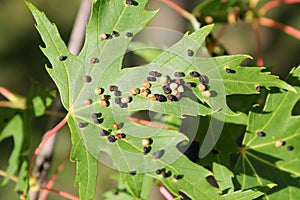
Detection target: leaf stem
<box><xmin>252</xmin><ymin>20</ymin><xmax>264</xmax><ymax>66</ymax></box>
<box><xmin>29</xmin><ymin>115</ymin><xmax>68</xmax><ymax>176</ymax></box>
<box><xmin>159</xmin><ymin>0</ymin><xmax>200</xmax><ymax>30</ymax></box>
<box><xmin>259</xmin><ymin>17</ymin><xmax>300</xmax><ymax>40</ymax></box>
<box><xmin>259</xmin><ymin>0</ymin><xmax>300</xmax><ymax>14</ymax></box>
<box><xmin>0</xmin><ymin>169</ymin><xmax>18</xmax><ymax>182</ymax></box>
<box><xmin>39</xmin><ymin>152</ymin><xmax>70</xmax><ymax>200</ymax></box>
<box><xmin>39</xmin><ymin>186</ymin><xmax>79</xmax><ymax>200</ymax></box>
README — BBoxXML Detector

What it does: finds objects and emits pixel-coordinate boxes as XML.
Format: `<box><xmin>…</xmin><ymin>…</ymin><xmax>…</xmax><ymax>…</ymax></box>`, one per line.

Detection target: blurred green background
<box><xmin>0</xmin><ymin>0</ymin><xmax>299</xmax><ymax>199</ymax></box>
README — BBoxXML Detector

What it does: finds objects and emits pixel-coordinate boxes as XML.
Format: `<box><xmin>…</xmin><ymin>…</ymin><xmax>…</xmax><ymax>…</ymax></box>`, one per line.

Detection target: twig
<box><xmin>259</xmin><ymin>17</ymin><xmax>300</xmax><ymax>40</ymax></box>
<box><xmin>39</xmin><ymin>152</ymin><xmax>70</xmax><ymax>200</ymax></box>
<box><xmin>259</xmin><ymin>0</ymin><xmax>300</xmax><ymax>14</ymax></box>
<box><xmin>158</xmin><ymin>185</ymin><xmax>174</xmax><ymax>200</ymax></box>
<box><xmin>252</xmin><ymin>20</ymin><xmax>264</xmax><ymax>66</ymax></box>
<box><xmin>39</xmin><ymin>186</ymin><xmax>79</xmax><ymax>200</ymax></box>
<box><xmin>159</xmin><ymin>0</ymin><xmax>200</xmax><ymax>30</ymax></box>
<box><xmin>0</xmin><ymin>169</ymin><xmax>18</xmax><ymax>182</ymax></box>
<box><xmin>29</xmin><ymin>115</ymin><xmax>68</xmax><ymax>177</ymax></box>
<box><xmin>68</xmin><ymin>0</ymin><xmax>92</xmax><ymax>55</ymax></box>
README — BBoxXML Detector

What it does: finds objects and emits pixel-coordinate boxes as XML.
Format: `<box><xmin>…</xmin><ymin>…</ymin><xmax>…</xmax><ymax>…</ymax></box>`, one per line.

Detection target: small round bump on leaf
<box><xmin>187</xmin><ymin>49</ymin><xmax>194</xmax><ymax>56</ymax></box>
<box><xmin>185</xmin><ymin>82</ymin><xmax>197</xmax><ymax>88</ymax></box>
<box><xmin>83</xmin><ymin>75</ymin><xmax>92</xmax><ymax>83</ymax></box>
<box><xmin>99</xmin><ymin>33</ymin><xmax>110</xmax><ymax>40</ymax></box>
<box><xmin>115</xmin><ymin>97</ymin><xmax>122</xmax><ymax>104</ymax></box>
<box><xmin>109</xmin><ymin>85</ymin><xmax>118</xmax><ymax>92</ymax></box>
<box><xmin>189</xmin><ymin>71</ymin><xmax>200</xmax><ymax>77</ymax></box>
<box><xmin>100</xmin><ymin>95</ymin><xmax>110</xmax><ymax>101</ymax></box>
<box><xmin>202</xmin><ymin>90</ymin><xmax>211</xmax><ymax>98</ymax></box>
<box><xmin>169</xmin><ymin>82</ymin><xmax>178</xmax><ymax>90</ymax></box>
<box><xmin>143</xmin><ymin>81</ymin><xmax>151</xmax><ymax>88</ymax></box>
<box><xmin>125</xmin><ymin>32</ymin><xmax>133</xmax><ymax>37</ymax></box>
<box><xmin>100</xmin><ymin>100</ymin><xmax>109</xmax><ymax>107</ymax></box>
<box><xmin>84</xmin><ymin>99</ymin><xmax>92</xmax><ymax>105</ymax></box>
<box><xmin>143</xmin><ymin>146</ymin><xmax>152</xmax><ymax>155</ymax></box>
<box><xmin>256</xmin><ymin>131</ymin><xmax>266</xmax><ymax>137</ymax></box>
<box><xmin>116</xmin><ymin>133</ymin><xmax>126</xmax><ymax>139</ymax></box>
<box><xmin>167</xmin><ymin>95</ymin><xmax>177</xmax><ymax>101</ymax></box>
<box><xmin>160</xmin><ymin>75</ymin><xmax>170</xmax><ymax>84</ymax></box>
<box><xmin>199</xmin><ymin>75</ymin><xmax>208</xmax><ymax>84</ymax></box>
<box><xmin>177</xmin><ymin>85</ymin><xmax>184</xmax><ymax>93</ymax></box>
<box><xmin>118</xmin><ymin>103</ymin><xmax>128</xmax><ymax>108</ymax></box>
<box><xmin>148</xmin><ymin>94</ymin><xmax>156</xmax><ymax>101</ymax></box>
<box><xmin>275</xmin><ymin>140</ymin><xmax>285</xmax><ymax>148</ymax></box>
<box><xmin>58</xmin><ymin>55</ymin><xmax>67</xmax><ymax>61</ymax></box>
<box><xmin>174</xmin><ymin>72</ymin><xmax>185</xmax><ymax>77</ymax></box>
<box><xmin>121</xmin><ymin>96</ymin><xmax>132</xmax><ymax>104</ymax></box>
<box><xmin>149</xmin><ymin>71</ymin><xmax>161</xmax><ymax>77</ymax></box>
<box><xmin>113</xmin><ymin>90</ymin><xmax>122</xmax><ymax>96</ymax></box>
<box><xmin>129</xmin><ymin>171</ymin><xmax>137</xmax><ymax>176</ymax></box>
<box><xmin>162</xmin><ymin>85</ymin><xmax>172</xmax><ymax>94</ymax></box>
<box><xmin>142</xmin><ymin>138</ymin><xmax>153</xmax><ymax>146</ymax></box>
<box><xmin>130</xmin><ymin>88</ymin><xmax>140</xmax><ymax>95</ymax></box>
<box><xmin>95</xmin><ymin>88</ymin><xmax>104</xmax><ymax>95</ymax></box>
<box><xmin>162</xmin><ymin>170</ymin><xmax>172</xmax><ymax>178</ymax></box>
<box><xmin>90</xmin><ymin>57</ymin><xmax>99</xmax><ymax>64</ymax></box>
<box><xmin>125</xmin><ymin>0</ymin><xmax>132</xmax><ymax>5</ymax></box>
<box><xmin>155</xmin><ymin>94</ymin><xmax>167</xmax><ymax>102</ymax></box>
<box><xmin>146</xmin><ymin>76</ymin><xmax>157</xmax><ymax>82</ymax></box>
<box><xmin>156</xmin><ymin>169</ymin><xmax>162</xmax><ymax>175</ymax></box>
<box><xmin>256</xmin><ymin>86</ymin><xmax>261</xmax><ymax>92</ymax></box>
<box><xmin>198</xmin><ymin>83</ymin><xmax>206</xmax><ymax>91</ymax></box>
<box><xmin>108</xmin><ymin>135</ymin><xmax>117</xmax><ymax>143</ymax></box>
<box><xmin>78</xmin><ymin>122</ymin><xmax>87</xmax><ymax>128</ymax></box>
<box><xmin>92</xmin><ymin>113</ymin><xmax>102</xmax><ymax>119</ymax></box>
<box><xmin>152</xmin><ymin>149</ymin><xmax>165</xmax><ymax>159</ymax></box>
<box><xmin>173</xmin><ymin>174</ymin><xmax>184</xmax><ymax>180</ymax></box>
<box><xmin>171</xmin><ymin>90</ymin><xmax>178</xmax><ymax>96</ymax></box>
<box><xmin>112</xmin><ymin>123</ymin><xmax>120</xmax><ymax>130</ymax></box>
<box><xmin>100</xmin><ymin>129</ymin><xmax>110</xmax><ymax>136</ymax></box>
<box><xmin>287</xmin><ymin>145</ymin><xmax>294</xmax><ymax>151</ymax></box>
<box><xmin>112</xmin><ymin>30</ymin><xmax>120</xmax><ymax>37</ymax></box>
<box><xmin>140</xmin><ymin>88</ymin><xmax>150</xmax><ymax>97</ymax></box>
<box><xmin>94</xmin><ymin>118</ymin><xmax>103</xmax><ymax>125</ymax></box>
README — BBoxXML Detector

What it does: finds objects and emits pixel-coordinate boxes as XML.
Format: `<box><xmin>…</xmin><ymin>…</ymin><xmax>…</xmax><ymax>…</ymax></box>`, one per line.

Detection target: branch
<box><xmin>159</xmin><ymin>185</ymin><xmax>174</xmax><ymax>200</ymax></box>
<box><xmin>29</xmin><ymin>115</ymin><xmax>68</xmax><ymax>177</ymax></box>
<box><xmin>39</xmin><ymin>152</ymin><xmax>70</xmax><ymax>200</ymax></box>
<box><xmin>159</xmin><ymin>0</ymin><xmax>200</xmax><ymax>30</ymax></box>
<box><xmin>259</xmin><ymin>17</ymin><xmax>300</xmax><ymax>40</ymax></box>
<box><xmin>260</xmin><ymin>0</ymin><xmax>300</xmax><ymax>14</ymax></box>
<box><xmin>252</xmin><ymin>20</ymin><xmax>264</xmax><ymax>66</ymax></box>
<box><xmin>39</xmin><ymin>186</ymin><xmax>79</xmax><ymax>200</ymax></box>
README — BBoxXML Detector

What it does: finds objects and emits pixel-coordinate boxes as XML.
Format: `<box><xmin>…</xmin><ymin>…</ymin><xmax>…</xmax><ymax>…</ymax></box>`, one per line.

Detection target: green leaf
<box><xmin>26</xmin><ymin>0</ymin><xmax>298</xmax><ymax>199</ymax></box>
<box><xmin>146</xmin><ymin>155</ymin><xmax>221</xmax><ymax>199</ymax></box>
<box><xmin>222</xmin><ymin>189</ymin><xmax>263</xmax><ymax>200</ymax></box>
<box><xmin>234</xmin><ymin>66</ymin><xmax>300</xmax><ymax>199</ymax></box>
<box><xmin>0</xmin><ymin>115</ymin><xmax>29</xmax><ymax>198</ymax></box>
<box><xmin>213</xmin><ymin>162</ymin><xmax>234</xmax><ymax>192</ymax></box>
